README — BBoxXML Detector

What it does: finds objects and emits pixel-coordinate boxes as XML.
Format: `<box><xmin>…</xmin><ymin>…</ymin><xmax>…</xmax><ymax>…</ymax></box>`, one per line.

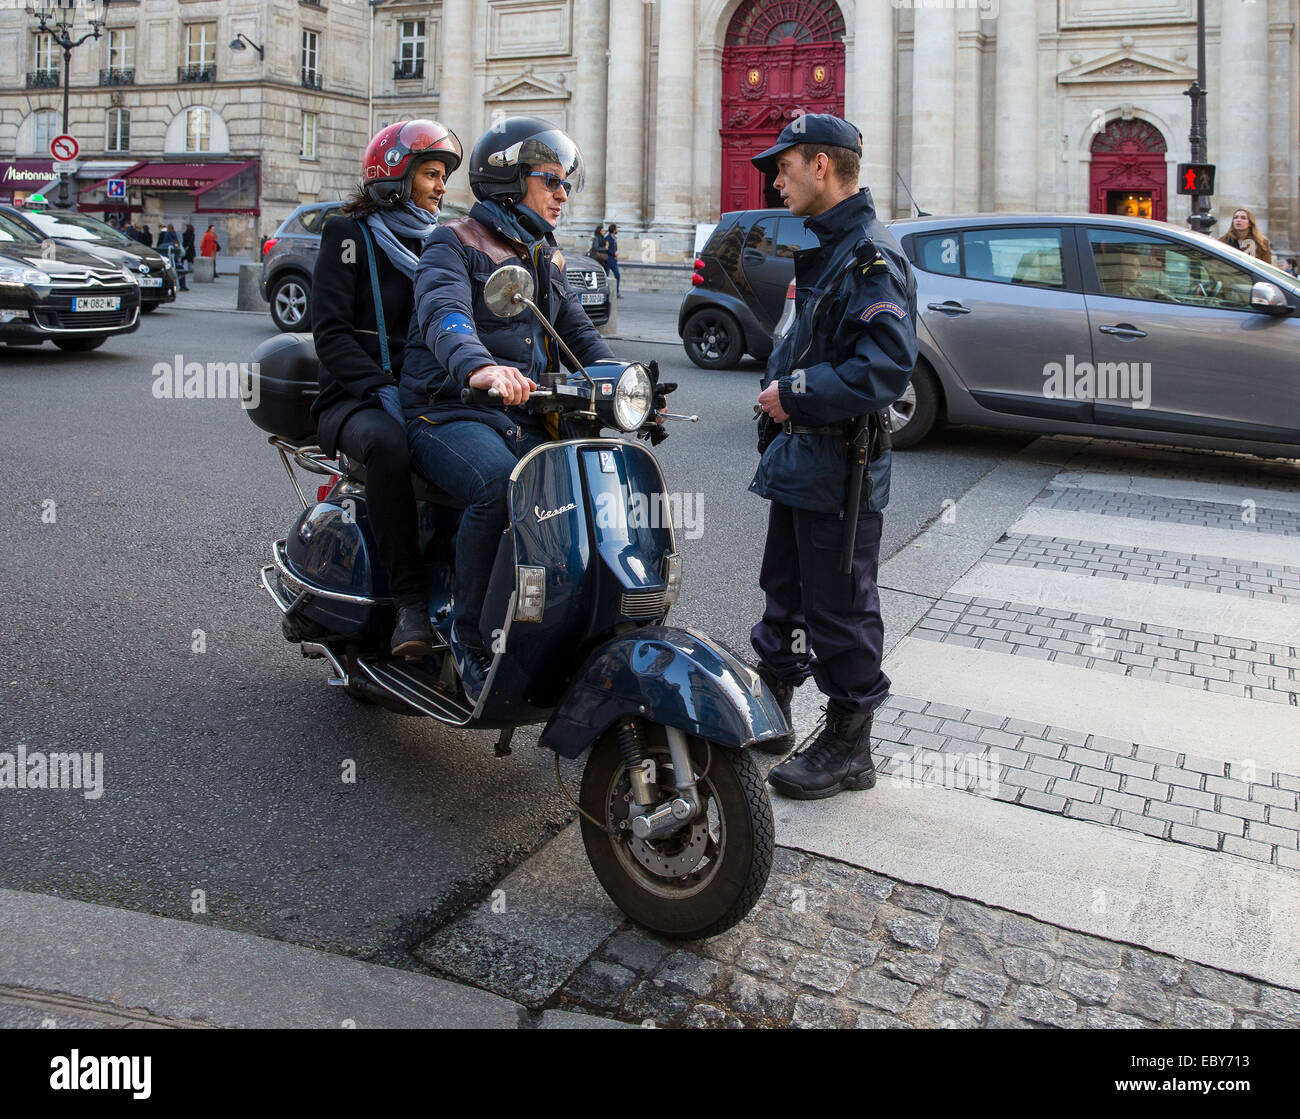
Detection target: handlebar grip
<box><xmin>460</xmin><ymin>387</ymin><xmax>504</xmax><ymax>406</ymax></box>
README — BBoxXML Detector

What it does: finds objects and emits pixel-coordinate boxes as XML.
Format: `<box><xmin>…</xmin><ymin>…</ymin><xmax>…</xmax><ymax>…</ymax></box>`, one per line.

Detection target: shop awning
<box><xmin>87</xmin><ymin>159</ymin><xmax>257</xmax><ymax>195</ymax></box>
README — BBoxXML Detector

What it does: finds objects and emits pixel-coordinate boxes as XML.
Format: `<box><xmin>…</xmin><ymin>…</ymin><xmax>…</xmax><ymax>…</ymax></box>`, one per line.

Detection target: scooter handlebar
<box><xmin>460</xmin><ymin>386</ymin><xmax>504</xmax><ymax>406</ymax></box>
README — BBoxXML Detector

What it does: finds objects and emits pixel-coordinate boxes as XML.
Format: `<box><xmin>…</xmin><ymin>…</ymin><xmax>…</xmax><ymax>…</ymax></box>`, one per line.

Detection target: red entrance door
<box><xmin>720</xmin><ymin>0</ymin><xmax>846</xmax><ymax>214</ymax></box>
<box><xmin>1089</xmin><ymin>119</ymin><xmax>1168</xmax><ymax>223</ymax></box>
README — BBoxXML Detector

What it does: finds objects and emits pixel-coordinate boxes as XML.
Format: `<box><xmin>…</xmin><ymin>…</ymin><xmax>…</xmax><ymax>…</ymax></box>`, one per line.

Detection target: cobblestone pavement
<box><xmin>553</xmin><ymin>848</ymin><xmax>1300</xmax><ymax>1029</ymax></box>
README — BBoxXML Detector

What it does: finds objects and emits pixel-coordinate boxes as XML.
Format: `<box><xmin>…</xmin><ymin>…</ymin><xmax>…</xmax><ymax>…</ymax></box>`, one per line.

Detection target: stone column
<box><xmin>993</xmin><ymin>1</ymin><xmax>1037</xmax><ymax>210</ymax></box>
<box><xmin>651</xmin><ymin>0</ymin><xmax>695</xmax><ymax>229</ymax></box>
<box><xmin>852</xmin><ymin>0</ymin><xmax>896</xmax><ymax>215</ymax></box>
<box><xmin>910</xmin><ymin>5</ymin><xmax>956</xmax><ymax>215</ymax></box>
<box><xmin>1215</xmin><ymin>0</ymin><xmax>1270</xmax><ymax>225</ymax></box>
<box><xmin>571</xmin><ymin>0</ymin><xmax>609</xmax><ymax>227</ymax></box>
<box><xmin>438</xmin><ymin>0</ymin><xmax>475</xmax><ymax>209</ymax></box>
<box><xmin>604</xmin><ymin>0</ymin><xmax>645</xmax><ymax>224</ymax></box>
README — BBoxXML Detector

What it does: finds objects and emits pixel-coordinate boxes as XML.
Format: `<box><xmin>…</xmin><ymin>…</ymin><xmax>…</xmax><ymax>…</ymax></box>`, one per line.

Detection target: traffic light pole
<box><xmin>1183</xmin><ymin>0</ymin><xmax>1214</xmax><ymax>233</ymax></box>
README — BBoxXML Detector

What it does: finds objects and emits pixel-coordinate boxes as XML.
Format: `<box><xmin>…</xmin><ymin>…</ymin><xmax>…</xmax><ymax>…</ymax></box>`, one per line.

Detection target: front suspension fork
<box><xmin>617</xmin><ymin>718</ymin><xmax>702</xmax><ymax>840</ymax></box>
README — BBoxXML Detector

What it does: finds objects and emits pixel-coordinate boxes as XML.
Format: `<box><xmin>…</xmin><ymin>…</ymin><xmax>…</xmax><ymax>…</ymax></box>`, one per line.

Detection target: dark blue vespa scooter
<box><xmin>248</xmin><ymin>265</ymin><xmax>784</xmax><ymax>939</ymax></box>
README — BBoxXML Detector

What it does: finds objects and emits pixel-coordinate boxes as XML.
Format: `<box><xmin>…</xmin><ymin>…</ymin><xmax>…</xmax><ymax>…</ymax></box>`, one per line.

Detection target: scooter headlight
<box><xmin>613</xmin><ymin>363</ymin><xmax>652</xmax><ymax>431</ymax></box>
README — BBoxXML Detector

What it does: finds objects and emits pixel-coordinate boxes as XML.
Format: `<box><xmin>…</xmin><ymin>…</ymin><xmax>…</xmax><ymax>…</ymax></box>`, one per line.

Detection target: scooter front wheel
<box><xmin>579</xmin><ymin>728</ymin><xmax>774</xmax><ymax>940</ymax></box>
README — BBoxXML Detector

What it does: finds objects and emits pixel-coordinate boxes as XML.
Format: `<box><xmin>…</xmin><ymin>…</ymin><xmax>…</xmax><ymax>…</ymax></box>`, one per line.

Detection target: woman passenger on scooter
<box><xmin>311</xmin><ymin>120</ymin><xmax>462</xmax><ymax>658</ymax></box>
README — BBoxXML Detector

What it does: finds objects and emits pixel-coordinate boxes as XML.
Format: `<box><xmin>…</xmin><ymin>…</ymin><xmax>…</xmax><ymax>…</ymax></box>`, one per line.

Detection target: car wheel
<box><xmin>270</xmin><ymin>274</ymin><xmax>311</xmax><ymax>332</ymax></box>
<box><xmin>888</xmin><ymin>364</ymin><xmax>942</xmax><ymax>450</ymax></box>
<box><xmin>683</xmin><ymin>308</ymin><xmax>745</xmax><ymax>369</ymax></box>
<box><xmin>53</xmin><ymin>335</ymin><xmax>108</xmax><ymax>352</ymax></box>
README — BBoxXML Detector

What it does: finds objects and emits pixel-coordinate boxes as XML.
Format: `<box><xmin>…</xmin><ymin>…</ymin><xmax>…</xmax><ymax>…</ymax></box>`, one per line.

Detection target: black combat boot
<box><xmin>391</xmin><ymin>604</ymin><xmax>435</xmax><ymax>659</ymax></box>
<box><xmin>766</xmin><ymin>702</ymin><xmax>876</xmax><ymax>800</ymax></box>
<box><xmin>753</xmin><ymin>665</ymin><xmax>798</xmax><ymax>757</ymax></box>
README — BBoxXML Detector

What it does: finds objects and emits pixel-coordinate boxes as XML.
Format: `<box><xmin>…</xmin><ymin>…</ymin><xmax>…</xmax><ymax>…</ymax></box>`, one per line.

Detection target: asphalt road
<box><xmin>0</xmin><ymin>305</ymin><xmax>1032</xmax><ymax>967</ymax></box>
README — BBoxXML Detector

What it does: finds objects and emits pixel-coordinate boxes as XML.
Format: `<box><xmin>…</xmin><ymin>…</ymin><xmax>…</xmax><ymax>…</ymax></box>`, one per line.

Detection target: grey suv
<box><xmin>261</xmin><ymin>200</ymin><xmax>610</xmax><ymax>332</ymax></box>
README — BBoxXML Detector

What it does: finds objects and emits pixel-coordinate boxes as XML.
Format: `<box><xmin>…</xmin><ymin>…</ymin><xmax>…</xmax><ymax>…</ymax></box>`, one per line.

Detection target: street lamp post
<box><xmin>26</xmin><ymin>0</ymin><xmax>111</xmax><ymax>206</ymax></box>
<box><xmin>1183</xmin><ymin>0</ymin><xmax>1214</xmax><ymax>233</ymax></box>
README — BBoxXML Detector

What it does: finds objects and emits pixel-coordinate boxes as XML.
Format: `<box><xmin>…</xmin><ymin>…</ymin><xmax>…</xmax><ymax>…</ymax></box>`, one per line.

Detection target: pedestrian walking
<box><xmin>605</xmin><ymin>222</ymin><xmax>621</xmax><ymax>296</ymax></box>
<box><xmin>200</xmin><ymin>224</ymin><xmax>220</xmax><ymax>259</ymax></box>
<box><xmin>588</xmin><ymin>222</ymin><xmax>609</xmax><ymax>267</ymax></box>
<box><xmin>182</xmin><ymin>224</ymin><xmax>196</xmax><ymax>279</ymax></box>
<box><xmin>140</xmin><ymin>224</ymin><xmax>154</xmax><ymax>248</ymax></box>
<box><xmin>747</xmin><ymin>114</ymin><xmax>919</xmax><ymax>800</ymax></box>
<box><xmin>157</xmin><ymin>224</ymin><xmax>187</xmax><ymax>291</ymax></box>
<box><xmin>1219</xmin><ymin>207</ymin><xmax>1273</xmax><ymax>264</ymax></box>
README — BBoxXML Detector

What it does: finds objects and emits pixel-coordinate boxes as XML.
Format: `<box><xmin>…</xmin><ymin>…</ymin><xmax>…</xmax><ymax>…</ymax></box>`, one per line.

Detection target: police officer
<box><xmin>748</xmin><ymin>114</ymin><xmax>919</xmax><ymax>800</ymax></box>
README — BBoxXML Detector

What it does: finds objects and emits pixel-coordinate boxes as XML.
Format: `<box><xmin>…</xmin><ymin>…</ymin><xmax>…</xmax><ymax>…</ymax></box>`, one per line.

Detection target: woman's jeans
<box><xmin>407</xmin><ymin>419</ymin><xmax>544</xmax><ymax>650</ymax></box>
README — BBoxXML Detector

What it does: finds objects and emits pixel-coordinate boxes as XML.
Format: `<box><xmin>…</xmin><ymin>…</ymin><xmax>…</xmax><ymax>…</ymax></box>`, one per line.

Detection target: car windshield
<box><xmin>1177</xmin><ymin>226</ymin><xmax>1300</xmax><ymax>291</ymax></box>
<box><xmin>0</xmin><ymin>213</ymin><xmax>41</xmax><ymax>243</ymax></box>
<box><xmin>24</xmin><ymin>209</ymin><xmax>127</xmax><ymax>243</ymax></box>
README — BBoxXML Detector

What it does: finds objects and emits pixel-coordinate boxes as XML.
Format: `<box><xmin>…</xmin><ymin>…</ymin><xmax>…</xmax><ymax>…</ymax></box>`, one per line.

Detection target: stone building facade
<box><xmin>0</xmin><ymin>0</ymin><xmax>1295</xmax><ymax>260</ymax></box>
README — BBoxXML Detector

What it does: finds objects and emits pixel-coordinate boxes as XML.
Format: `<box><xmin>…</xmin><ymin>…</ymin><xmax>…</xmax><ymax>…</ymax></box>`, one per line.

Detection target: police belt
<box><xmin>780</xmin><ymin>420</ymin><xmax>850</xmax><ymax>437</ymax></box>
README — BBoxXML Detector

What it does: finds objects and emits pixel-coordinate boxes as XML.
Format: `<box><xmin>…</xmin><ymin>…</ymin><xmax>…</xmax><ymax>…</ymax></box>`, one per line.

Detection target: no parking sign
<box><xmin>107</xmin><ymin>179</ymin><xmax>126</xmax><ymax>200</ymax></box>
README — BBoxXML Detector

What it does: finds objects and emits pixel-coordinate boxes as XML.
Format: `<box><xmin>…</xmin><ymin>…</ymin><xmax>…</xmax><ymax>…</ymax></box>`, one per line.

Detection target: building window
<box><xmin>396</xmin><ymin>20</ymin><xmax>425</xmax><ymax>80</ymax></box>
<box><xmin>301</xmin><ymin>112</ymin><xmax>318</xmax><ymax>160</ymax></box>
<box><xmin>106</xmin><ymin>107</ymin><xmax>131</xmax><ymax>152</ymax></box>
<box><xmin>34</xmin><ymin>33</ymin><xmax>57</xmax><ymax>73</ymax></box>
<box><xmin>32</xmin><ymin>110</ymin><xmax>60</xmax><ymax>155</ymax></box>
<box><xmin>101</xmin><ymin>27</ymin><xmax>135</xmax><ymax>84</ymax></box>
<box><xmin>182</xmin><ymin>22</ymin><xmax>216</xmax><ymax>81</ymax></box>
<box><xmin>185</xmin><ymin>106</ymin><xmax>211</xmax><ymax>152</ymax></box>
<box><xmin>301</xmin><ymin>30</ymin><xmax>321</xmax><ymax>88</ymax></box>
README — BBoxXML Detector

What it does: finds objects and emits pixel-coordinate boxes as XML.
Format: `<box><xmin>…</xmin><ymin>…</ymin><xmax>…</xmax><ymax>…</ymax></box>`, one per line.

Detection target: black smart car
<box><xmin>679</xmin><ymin>208</ymin><xmax>817</xmax><ymax>369</ymax></box>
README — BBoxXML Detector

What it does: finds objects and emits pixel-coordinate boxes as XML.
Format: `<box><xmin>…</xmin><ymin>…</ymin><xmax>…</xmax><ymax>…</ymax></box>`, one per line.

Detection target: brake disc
<box><xmin>625</xmin><ymin>818</ymin><xmax>710</xmax><ymax>878</ymax></box>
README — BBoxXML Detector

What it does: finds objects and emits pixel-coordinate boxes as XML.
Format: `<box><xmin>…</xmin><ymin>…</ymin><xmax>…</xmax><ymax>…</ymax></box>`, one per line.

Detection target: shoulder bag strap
<box><xmin>357</xmin><ymin>224</ymin><xmax>392</xmax><ymax>377</ymax></box>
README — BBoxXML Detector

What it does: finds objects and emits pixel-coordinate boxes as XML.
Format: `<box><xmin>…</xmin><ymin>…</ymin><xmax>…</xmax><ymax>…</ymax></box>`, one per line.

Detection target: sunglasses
<box><xmin>527</xmin><ymin>171</ymin><xmax>572</xmax><ymax>194</ymax></box>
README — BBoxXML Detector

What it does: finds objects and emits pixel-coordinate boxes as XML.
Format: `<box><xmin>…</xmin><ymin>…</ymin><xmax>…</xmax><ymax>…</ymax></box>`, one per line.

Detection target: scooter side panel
<box><xmin>539</xmin><ymin>625</ymin><xmax>789</xmax><ymax>758</ymax></box>
<box><xmin>282</xmin><ymin>501</ymin><xmax>381</xmax><ymax>635</ymax></box>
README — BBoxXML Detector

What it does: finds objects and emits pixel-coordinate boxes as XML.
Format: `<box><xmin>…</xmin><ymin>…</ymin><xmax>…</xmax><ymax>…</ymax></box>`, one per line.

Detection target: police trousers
<box><xmin>750</xmin><ymin>500</ymin><xmax>890</xmax><ymax>715</ymax></box>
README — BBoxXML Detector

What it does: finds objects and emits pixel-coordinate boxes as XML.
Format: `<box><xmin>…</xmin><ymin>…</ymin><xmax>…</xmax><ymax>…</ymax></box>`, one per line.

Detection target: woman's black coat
<box><xmin>310</xmin><ymin>212</ymin><xmax>419</xmax><ymax>456</ymax></box>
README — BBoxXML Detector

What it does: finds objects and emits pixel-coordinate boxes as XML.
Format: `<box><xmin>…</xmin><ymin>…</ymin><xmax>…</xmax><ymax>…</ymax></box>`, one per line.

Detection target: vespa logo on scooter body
<box><xmin>535</xmin><ymin>502</ymin><xmax>577</xmax><ymax>523</ymax></box>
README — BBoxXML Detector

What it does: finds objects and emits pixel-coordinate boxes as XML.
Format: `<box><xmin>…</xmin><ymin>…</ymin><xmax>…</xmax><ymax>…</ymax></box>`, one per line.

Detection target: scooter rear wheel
<box><xmin>579</xmin><ymin>729</ymin><xmax>774</xmax><ymax>941</ymax></box>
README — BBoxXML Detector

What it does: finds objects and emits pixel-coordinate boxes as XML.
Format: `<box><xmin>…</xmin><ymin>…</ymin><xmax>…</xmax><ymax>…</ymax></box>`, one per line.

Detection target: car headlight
<box><xmin>120</xmin><ymin>264</ymin><xmax>139</xmax><ymax>285</ymax></box>
<box><xmin>613</xmin><ymin>363</ymin><xmax>652</xmax><ymax>431</ymax></box>
<box><xmin>0</xmin><ymin>266</ymin><xmax>52</xmax><ymax>286</ymax></box>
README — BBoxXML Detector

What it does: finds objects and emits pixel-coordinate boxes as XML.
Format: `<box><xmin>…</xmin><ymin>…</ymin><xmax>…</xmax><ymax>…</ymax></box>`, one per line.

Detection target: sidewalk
<box><xmin>411</xmin><ymin>435</ymin><xmax>1300</xmax><ymax>1027</ymax></box>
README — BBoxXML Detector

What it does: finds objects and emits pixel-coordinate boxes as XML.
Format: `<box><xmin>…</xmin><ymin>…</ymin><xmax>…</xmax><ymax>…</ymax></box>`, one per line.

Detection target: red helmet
<box><xmin>361</xmin><ymin>119</ymin><xmax>462</xmax><ymax>205</ymax></box>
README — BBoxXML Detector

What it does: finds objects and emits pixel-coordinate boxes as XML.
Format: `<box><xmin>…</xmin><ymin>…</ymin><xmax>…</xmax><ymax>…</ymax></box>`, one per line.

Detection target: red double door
<box><xmin>719</xmin><ymin>37</ymin><xmax>846</xmax><ymax>214</ymax></box>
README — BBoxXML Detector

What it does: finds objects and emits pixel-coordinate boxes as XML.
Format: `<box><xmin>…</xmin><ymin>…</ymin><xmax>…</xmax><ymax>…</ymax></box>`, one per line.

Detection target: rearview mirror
<box><xmin>1251</xmin><ymin>281</ymin><xmax>1294</xmax><ymax>315</ymax></box>
<box><xmin>483</xmin><ymin>265</ymin><xmax>534</xmax><ymax>318</ymax></box>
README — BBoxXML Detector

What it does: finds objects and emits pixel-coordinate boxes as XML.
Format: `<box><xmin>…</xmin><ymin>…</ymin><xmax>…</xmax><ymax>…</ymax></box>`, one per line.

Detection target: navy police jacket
<box><xmin>750</xmin><ymin>188</ymin><xmax>918</xmax><ymax>515</ymax></box>
<box><xmin>400</xmin><ymin>202</ymin><xmax>614</xmax><ymax>435</ymax></box>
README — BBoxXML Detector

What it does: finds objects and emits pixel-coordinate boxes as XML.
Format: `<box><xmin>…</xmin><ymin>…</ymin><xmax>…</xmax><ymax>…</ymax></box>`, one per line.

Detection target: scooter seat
<box><xmin>344</xmin><ymin>462</ymin><xmax>467</xmax><ymax>510</ymax></box>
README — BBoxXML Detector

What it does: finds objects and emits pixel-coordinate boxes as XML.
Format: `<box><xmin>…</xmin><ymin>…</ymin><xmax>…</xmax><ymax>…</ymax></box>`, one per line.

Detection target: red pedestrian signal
<box><xmin>1176</xmin><ymin>163</ymin><xmax>1215</xmax><ymax>195</ymax></box>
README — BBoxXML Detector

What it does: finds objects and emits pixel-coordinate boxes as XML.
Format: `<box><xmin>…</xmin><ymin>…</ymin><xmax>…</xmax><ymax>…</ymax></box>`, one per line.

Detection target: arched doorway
<box><xmin>719</xmin><ymin>0</ymin><xmax>846</xmax><ymax>213</ymax></box>
<box><xmin>1089</xmin><ymin>119</ymin><xmax>1167</xmax><ymax>222</ymax></box>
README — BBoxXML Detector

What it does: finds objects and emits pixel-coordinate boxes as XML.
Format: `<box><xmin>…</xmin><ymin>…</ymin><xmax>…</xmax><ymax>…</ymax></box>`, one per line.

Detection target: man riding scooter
<box><xmin>400</xmin><ymin>117</ymin><xmax>615</xmax><ymax>700</ymax></box>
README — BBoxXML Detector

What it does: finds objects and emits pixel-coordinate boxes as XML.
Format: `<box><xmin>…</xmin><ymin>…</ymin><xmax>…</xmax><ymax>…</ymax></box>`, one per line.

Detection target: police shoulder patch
<box><xmin>860</xmin><ymin>301</ymin><xmax>907</xmax><ymax>324</ymax></box>
<box><xmin>440</xmin><ymin>312</ymin><xmax>475</xmax><ymax>334</ymax></box>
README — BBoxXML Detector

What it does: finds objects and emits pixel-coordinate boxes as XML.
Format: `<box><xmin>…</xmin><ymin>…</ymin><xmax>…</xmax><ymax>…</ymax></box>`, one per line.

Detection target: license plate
<box><xmin>73</xmin><ymin>297</ymin><xmax>120</xmax><ymax>311</ymax></box>
<box><xmin>139</xmin><ymin>277</ymin><xmax>163</xmax><ymax>288</ymax></box>
<box><xmin>580</xmin><ymin>292</ymin><xmax>605</xmax><ymax>306</ymax></box>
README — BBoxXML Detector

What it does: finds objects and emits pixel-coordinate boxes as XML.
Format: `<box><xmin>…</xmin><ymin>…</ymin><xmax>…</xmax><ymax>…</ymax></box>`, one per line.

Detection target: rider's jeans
<box><xmin>407</xmin><ymin>418</ymin><xmax>545</xmax><ymax>649</ymax></box>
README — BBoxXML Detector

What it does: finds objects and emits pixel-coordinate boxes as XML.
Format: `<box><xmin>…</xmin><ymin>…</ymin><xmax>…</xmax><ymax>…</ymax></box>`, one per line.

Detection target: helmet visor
<box><xmin>397</xmin><ymin>120</ymin><xmax>463</xmax><ymax>171</ymax></box>
<box><xmin>517</xmin><ymin>129</ymin><xmax>585</xmax><ymax>194</ymax></box>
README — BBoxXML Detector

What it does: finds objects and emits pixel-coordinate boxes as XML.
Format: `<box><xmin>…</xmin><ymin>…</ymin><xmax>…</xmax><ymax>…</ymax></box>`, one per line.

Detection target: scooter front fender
<box><xmin>540</xmin><ymin>625</ymin><xmax>789</xmax><ymax>758</ymax></box>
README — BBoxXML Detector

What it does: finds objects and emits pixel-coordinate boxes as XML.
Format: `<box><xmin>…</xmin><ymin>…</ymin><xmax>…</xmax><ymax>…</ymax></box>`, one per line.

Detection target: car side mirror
<box><xmin>483</xmin><ymin>264</ymin><xmax>533</xmax><ymax>319</ymax></box>
<box><xmin>1250</xmin><ymin>281</ymin><xmax>1294</xmax><ymax>315</ymax></box>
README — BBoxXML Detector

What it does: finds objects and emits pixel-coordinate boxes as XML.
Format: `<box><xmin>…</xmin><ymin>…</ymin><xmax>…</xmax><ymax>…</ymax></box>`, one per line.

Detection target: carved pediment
<box><xmin>1059</xmin><ymin>49</ymin><xmax>1197</xmax><ymax>84</ymax></box>
<box><xmin>487</xmin><ymin>70</ymin><xmax>570</xmax><ymax>102</ymax></box>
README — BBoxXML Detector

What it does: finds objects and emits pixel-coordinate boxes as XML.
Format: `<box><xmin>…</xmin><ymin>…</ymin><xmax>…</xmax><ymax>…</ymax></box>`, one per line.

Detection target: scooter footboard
<box><xmin>540</xmin><ymin>625</ymin><xmax>789</xmax><ymax>758</ymax></box>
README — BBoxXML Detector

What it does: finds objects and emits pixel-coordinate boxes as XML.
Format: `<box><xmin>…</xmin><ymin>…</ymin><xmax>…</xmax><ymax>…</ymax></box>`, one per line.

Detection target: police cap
<box><xmin>751</xmin><ymin>114</ymin><xmax>863</xmax><ymax>175</ymax></box>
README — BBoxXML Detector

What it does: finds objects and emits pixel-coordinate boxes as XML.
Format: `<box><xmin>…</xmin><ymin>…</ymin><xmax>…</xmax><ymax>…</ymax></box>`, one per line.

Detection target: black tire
<box><xmin>270</xmin><ymin>273</ymin><xmax>312</xmax><ymax>333</ymax></box>
<box><xmin>888</xmin><ymin>363</ymin><xmax>942</xmax><ymax>450</ymax></box>
<box><xmin>579</xmin><ymin>728</ymin><xmax>774</xmax><ymax>940</ymax></box>
<box><xmin>682</xmin><ymin>308</ymin><xmax>745</xmax><ymax>370</ymax></box>
<box><xmin>53</xmin><ymin>334</ymin><xmax>108</xmax><ymax>352</ymax></box>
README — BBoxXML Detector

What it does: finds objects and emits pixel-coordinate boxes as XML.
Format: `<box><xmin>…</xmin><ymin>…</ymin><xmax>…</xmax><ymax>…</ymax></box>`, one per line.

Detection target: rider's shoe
<box><xmin>391</xmin><ymin>604</ymin><xmax>435</xmax><ymax>660</ymax></box>
<box><xmin>752</xmin><ymin>665</ymin><xmax>798</xmax><ymax>757</ymax></box>
<box><xmin>450</xmin><ymin>622</ymin><xmax>493</xmax><ymax>704</ymax></box>
<box><xmin>766</xmin><ymin>702</ymin><xmax>876</xmax><ymax>800</ymax></box>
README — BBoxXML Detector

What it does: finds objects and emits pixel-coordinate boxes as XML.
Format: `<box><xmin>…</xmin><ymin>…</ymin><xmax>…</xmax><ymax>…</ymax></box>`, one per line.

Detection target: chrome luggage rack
<box><xmin>268</xmin><ymin>435</ymin><xmax>344</xmax><ymax>510</ymax></box>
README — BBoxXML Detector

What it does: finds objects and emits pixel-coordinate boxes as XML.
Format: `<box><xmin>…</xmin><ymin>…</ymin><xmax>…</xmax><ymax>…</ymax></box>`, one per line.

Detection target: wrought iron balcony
<box><xmin>178</xmin><ymin>64</ymin><xmax>216</xmax><ymax>83</ymax></box>
<box><xmin>26</xmin><ymin>70</ymin><xmax>61</xmax><ymax>89</ymax></box>
<box><xmin>393</xmin><ymin>60</ymin><xmax>424</xmax><ymax>81</ymax></box>
<box><xmin>99</xmin><ymin>67</ymin><xmax>135</xmax><ymax>86</ymax></box>
<box><xmin>301</xmin><ymin>69</ymin><xmax>322</xmax><ymax>90</ymax></box>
